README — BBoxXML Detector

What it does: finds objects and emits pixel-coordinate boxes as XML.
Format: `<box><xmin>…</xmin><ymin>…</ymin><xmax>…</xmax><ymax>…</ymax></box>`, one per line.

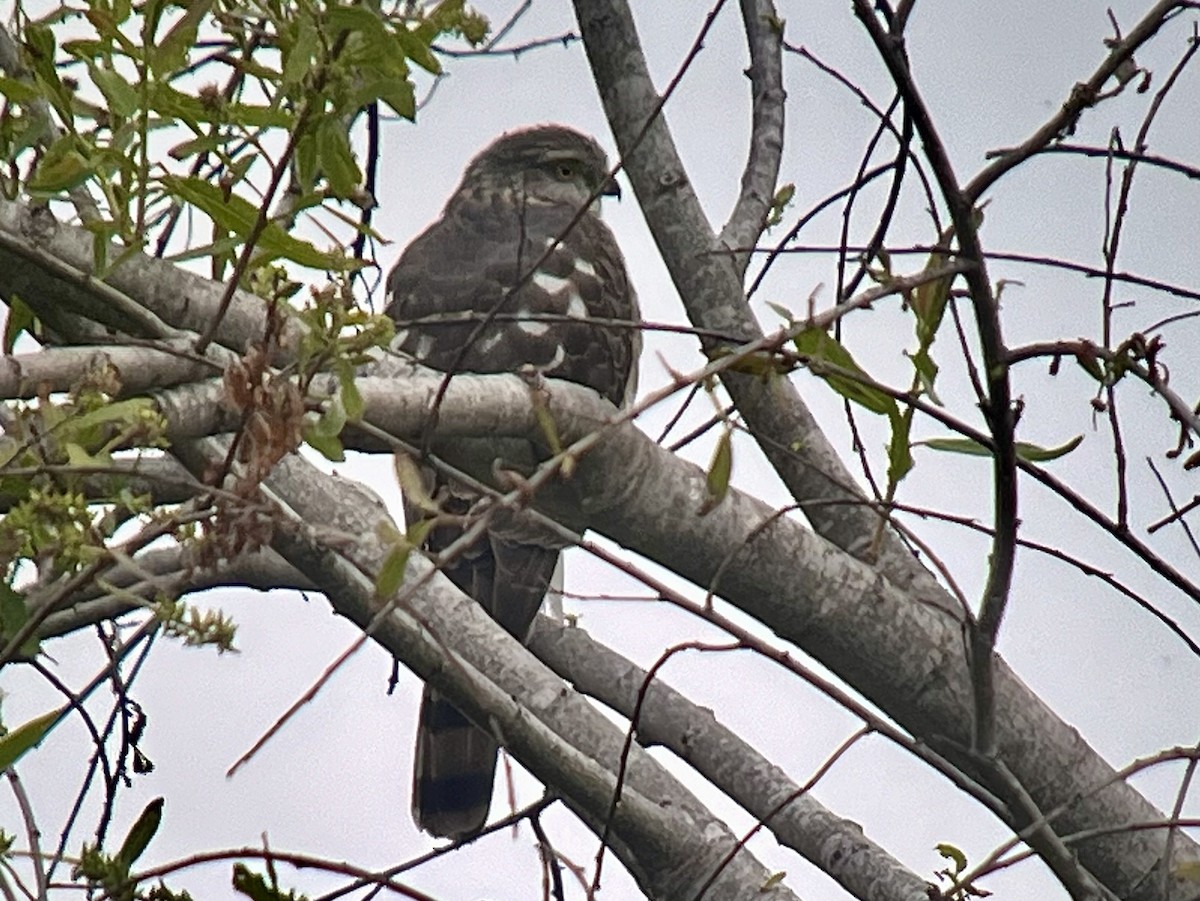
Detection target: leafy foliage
<box><xmin>75</xmin><ymin>797</ymin><xmax>194</xmax><ymax>901</ymax></box>
<box><xmin>0</xmin><ymin>708</ymin><xmax>62</xmax><ymax>771</ymax></box>
<box><xmin>155</xmin><ymin>599</ymin><xmax>238</xmax><ymax>652</ymax></box>
<box><xmin>0</xmin><ymin>4</ymin><xmax>485</xmax><ymax>895</ymax></box>
<box><xmin>0</xmin><ymin>0</ymin><xmax>486</xmax><ymax>275</ymax></box>
<box><xmin>232</xmin><ymin>864</ymin><xmax>307</xmax><ymax>901</ymax></box>
<box><xmin>0</xmin><ymin>365</ymin><xmax>165</xmax><ymax>581</ymax></box>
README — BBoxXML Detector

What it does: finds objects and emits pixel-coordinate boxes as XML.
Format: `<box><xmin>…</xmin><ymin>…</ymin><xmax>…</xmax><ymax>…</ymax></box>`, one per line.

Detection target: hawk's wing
<box><xmin>388</xmin><ymin>195</ymin><xmax>638</xmax><ymax>838</ymax></box>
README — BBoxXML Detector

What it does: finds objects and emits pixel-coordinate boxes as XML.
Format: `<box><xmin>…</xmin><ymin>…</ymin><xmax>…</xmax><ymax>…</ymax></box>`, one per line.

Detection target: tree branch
<box><xmin>571</xmin><ymin>0</ymin><xmax>950</xmax><ymax>613</ymax></box>
<box><xmin>166</xmin><ymin>438</ymin><xmax>798</xmax><ymax>901</ymax></box>
<box><xmin>531</xmin><ymin>621</ymin><xmax>934</xmax><ymax>901</ymax></box>
<box><xmin>8</xmin><ymin>180</ymin><xmax>1198</xmax><ymax>899</ymax></box>
<box><xmin>718</xmin><ymin>0</ymin><xmax>786</xmax><ymax>273</ymax></box>
<box><xmin>0</xmin><ymin>340</ymin><xmax>217</xmax><ymax>401</ymax></box>
<box><xmin>964</xmin><ymin>0</ymin><xmax>1195</xmax><ymax>202</ymax></box>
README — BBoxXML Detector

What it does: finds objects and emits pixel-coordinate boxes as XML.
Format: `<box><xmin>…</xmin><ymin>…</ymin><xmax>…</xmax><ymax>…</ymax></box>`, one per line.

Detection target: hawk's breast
<box><xmin>386</xmin><ymin>197</ymin><xmax>639</xmax><ymax>407</ymax></box>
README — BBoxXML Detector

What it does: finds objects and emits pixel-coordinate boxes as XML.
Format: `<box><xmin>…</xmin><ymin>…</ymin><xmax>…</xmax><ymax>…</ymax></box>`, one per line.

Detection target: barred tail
<box><xmin>411</xmin><ymin>687</ymin><xmax>499</xmax><ymax>839</ymax></box>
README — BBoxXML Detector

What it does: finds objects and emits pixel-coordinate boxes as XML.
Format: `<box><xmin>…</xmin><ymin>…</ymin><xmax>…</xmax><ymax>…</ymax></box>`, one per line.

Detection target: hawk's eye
<box><xmin>553</xmin><ymin>162</ymin><xmax>577</xmax><ymax>180</ymax></box>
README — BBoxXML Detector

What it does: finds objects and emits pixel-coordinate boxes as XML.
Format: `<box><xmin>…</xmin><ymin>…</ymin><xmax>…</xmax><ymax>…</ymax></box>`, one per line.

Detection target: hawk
<box><xmin>385</xmin><ymin>125</ymin><xmax>641</xmax><ymax>838</ymax></box>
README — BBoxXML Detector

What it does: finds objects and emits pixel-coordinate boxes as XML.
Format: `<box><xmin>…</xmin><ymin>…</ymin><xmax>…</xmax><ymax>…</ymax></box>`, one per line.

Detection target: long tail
<box><xmin>410</xmin><ymin>520</ymin><xmax>560</xmax><ymax>838</ymax></box>
<box><xmin>411</xmin><ymin>687</ymin><xmax>499</xmax><ymax>838</ymax></box>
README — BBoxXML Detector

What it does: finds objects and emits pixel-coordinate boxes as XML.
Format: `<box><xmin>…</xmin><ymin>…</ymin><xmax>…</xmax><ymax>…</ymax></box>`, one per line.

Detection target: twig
<box><xmin>590</xmin><ymin>640</ymin><xmax>741</xmax><ymax>892</ymax></box>
<box><xmin>965</xmin><ymin>0</ymin><xmax>1196</xmax><ymax>200</ymax></box>
<box><xmin>851</xmin><ymin>0</ymin><xmax>1018</xmax><ymax>758</ymax></box>
<box><xmin>5</xmin><ymin>773</ymin><xmax>47</xmax><ymax>901</ymax></box>
<box><xmin>987</xmin><ymin>142</ymin><xmax>1200</xmax><ymax>180</ymax></box>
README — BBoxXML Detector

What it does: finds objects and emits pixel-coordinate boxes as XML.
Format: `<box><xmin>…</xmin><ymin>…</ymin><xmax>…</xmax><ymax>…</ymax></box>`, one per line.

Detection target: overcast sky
<box><xmin>3</xmin><ymin>1</ymin><xmax>1199</xmax><ymax>899</ymax></box>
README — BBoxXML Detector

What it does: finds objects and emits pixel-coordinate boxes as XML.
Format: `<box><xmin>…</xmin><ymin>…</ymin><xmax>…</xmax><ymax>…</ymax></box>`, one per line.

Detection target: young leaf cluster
<box><xmin>0</xmin><ymin>368</ymin><xmax>163</xmax><ymax>580</ymax></box>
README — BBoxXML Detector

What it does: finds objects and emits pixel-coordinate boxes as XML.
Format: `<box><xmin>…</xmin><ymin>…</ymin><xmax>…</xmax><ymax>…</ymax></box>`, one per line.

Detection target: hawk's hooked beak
<box><xmin>602</xmin><ymin>176</ymin><xmax>622</xmax><ymax>200</ymax></box>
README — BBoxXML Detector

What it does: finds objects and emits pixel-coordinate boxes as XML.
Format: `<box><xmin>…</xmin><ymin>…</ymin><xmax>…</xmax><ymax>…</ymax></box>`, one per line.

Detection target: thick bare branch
<box><xmin>0</xmin><ymin>198</ymin><xmax>301</xmax><ymax>357</ymax></box>
<box><xmin>37</xmin><ymin>545</ymin><xmax>309</xmax><ymax>640</ymax></box>
<box><xmin>1</xmin><ymin>341</ymin><xmax>216</xmax><ymax>400</ymax></box>
<box><xmin>531</xmin><ymin>621</ymin><xmax>933</xmax><ymax>901</ymax></box>
<box><xmin>166</xmin><ymin>438</ymin><xmax>797</xmax><ymax>901</ymax></box>
<box><xmin>571</xmin><ymin>0</ymin><xmax>950</xmax><ymax>612</ymax></box>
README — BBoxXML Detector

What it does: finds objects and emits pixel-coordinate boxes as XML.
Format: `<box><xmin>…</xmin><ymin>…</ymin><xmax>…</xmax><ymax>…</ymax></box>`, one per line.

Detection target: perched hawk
<box><xmin>385</xmin><ymin>125</ymin><xmax>640</xmax><ymax>838</ymax></box>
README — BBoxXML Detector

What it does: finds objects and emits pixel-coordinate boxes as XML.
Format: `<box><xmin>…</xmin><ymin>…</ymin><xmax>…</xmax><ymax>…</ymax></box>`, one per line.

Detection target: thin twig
<box><xmin>965</xmin><ymin>0</ymin><xmax>1196</xmax><ymax>200</ymax></box>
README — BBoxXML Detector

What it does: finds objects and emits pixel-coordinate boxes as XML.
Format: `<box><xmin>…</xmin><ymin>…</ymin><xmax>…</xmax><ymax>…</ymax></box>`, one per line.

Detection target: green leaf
<box><xmin>149</xmin><ymin>0</ymin><xmax>213</xmax><ymax>77</ymax></box>
<box><xmin>225</xmin><ymin>152</ymin><xmax>259</xmax><ymax>189</ymax></box>
<box><xmin>327</xmin><ymin>5</ymin><xmax>390</xmax><ymax>50</ymax></box>
<box><xmin>302</xmin><ymin>421</ymin><xmax>344</xmax><ymax>462</ymax></box>
<box><xmin>116</xmin><ymin>797</ymin><xmax>163</xmax><ymax>870</ymax></box>
<box><xmin>149</xmin><ymin>82</ymin><xmax>290</xmax><ymax>129</ymax></box>
<box><xmin>64</xmin><ymin>397</ymin><xmax>156</xmax><ymax>446</ymax></box>
<box><xmin>393</xmin><ymin>454</ymin><xmax>438</xmax><ymax>514</ymax></box>
<box><xmin>0</xmin><ymin>584</ymin><xmax>40</xmax><ymax>659</ymax></box>
<box><xmin>338</xmin><ymin>370</ymin><xmax>364</xmax><ymax>421</ymax></box>
<box><xmin>83</xmin><ymin>5</ymin><xmax>140</xmax><ymax>55</ymax></box>
<box><xmin>886</xmin><ymin>408</ymin><xmax>914</xmax><ymax>485</ymax></box>
<box><xmin>794</xmin><ymin>327</ymin><xmax>898</xmax><ymax>418</ymax></box>
<box><xmin>65</xmin><ymin>441</ymin><xmax>108</xmax><ymax>467</ymax></box>
<box><xmin>0</xmin><ymin>708</ymin><xmax>62</xmax><ymax>772</ymax></box>
<box><xmin>918</xmin><ymin>435</ymin><xmax>1083</xmax><ymax>462</ymax></box>
<box><xmin>760</xmin><ymin>871</ymin><xmax>787</xmax><ymax>890</ymax></box>
<box><xmin>29</xmin><ymin>151</ymin><xmax>93</xmax><ymax>192</ymax></box>
<box><xmin>0</xmin><ymin>76</ymin><xmax>41</xmax><ymax>104</ymax></box>
<box><xmin>918</xmin><ymin>437</ymin><xmax>991</xmax><ymax>458</ymax></box>
<box><xmin>293</xmin><ymin>132</ymin><xmax>318</xmax><ymax>191</ymax></box>
<box><xmin>908</xmin><ymin>347</ymin><xmax>941</xmax><ymax>404</ymax></box>
<box><xmin>913</xmin><ymin>265</ymin><xmax>952</xmax><ymax>349</ymax></box>
<box><xmin>29</xmin><ymin>137</ymin><xmax>95</xmax><ymax>193</ymax></box>
<box><xmin>376</xmin><ymin>78</ymin><xmax>415</xmax><ymax>121</ymax></box>
<box><xmin>232</xmin><ymin>863</ymin><xmax>303</xmax><ymax>901</ymax></box>
<box><xmin>533</xmin><ymin>402</ymin><xmax>563</xmax><ymax>456</ymax></box>
<box><xmin>399</xmin><ymin>29</ymin><xmax>441</xmax><ymax>75</ymax></box>
<box><xmin>936</xmin><ymin>842</ymin><xmax>968</xmax><ymax>874</ymax></box>
<box><xmin>61</xmin><ymin>38</ymin><xmax>108</xmax><ymax>60</ymax></box>
<box><xmin>3</xmin><ymin>295</ymin><xmax>37</xmax><ymax>353</ymax></box>
<box><xmin>766</xmin><ymin>182</ymin><xmax>794</xmax><ymax>227</ymax></box>
<box><xmin>168</xmin><ymin>133</ymin><xmax>221</xmax><ymax>161</ymax></box>
<box><xmin>765</xmin><ymin>301</ymin><xmax>794</xmax><ymax>324</ymax></box>
<box><xmin>699</xmin><ymin>428</ymin><xmax>732</xmax><ymax>515</ymax></box>
<box><xmin>1012</xmin><ymin>437</ymin><xmax>1085</xmax><ymax>463</ymax></box>
<box><xmin>88</xmin><ymin>64</ymin><xmax>140</xmax><ymax>118</ymax></box>
<box><xmin>375</xmin><ymin>519</ymin><xmax>433</xmax><ymax>599</ymax></box>
<box><xmin>23</xmin><ymin>23</ymin><xmax>56</xmax><ymax>73</ymax></box>
<box><xmin>283</xmin><ymin>16</ymin><xmax>319</xmax><ymax>89</ymax></box>
<box><xmin>718</xmin><ymin>348</ymin><xmax>791</xmax><ymax>378</ymax></box>
<box><xmin>315</xmin><ymin>396</ymin><xmax>347</xmax><ymax>438</ymax></box>
<box><xmin>316</xmin><ymin>118</ymin><xmax>360</xmax><ymax>198</ymax></box>
<box><xmin>161</xmin><ymin>175</ymin><xmax>343</xmax><ymax>269</ymax></box>
<box><xmin>375</xmin><ymin>546</ymin><xmax>410</xmax><ymax>600</ymax></box>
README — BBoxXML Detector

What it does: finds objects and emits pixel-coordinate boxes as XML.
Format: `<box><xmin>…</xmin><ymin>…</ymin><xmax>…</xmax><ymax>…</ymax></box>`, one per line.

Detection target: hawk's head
<box><xmin>452</xmin><ymin>124</ymin><xmax>620</xmax><ymax>211</ymax></box>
